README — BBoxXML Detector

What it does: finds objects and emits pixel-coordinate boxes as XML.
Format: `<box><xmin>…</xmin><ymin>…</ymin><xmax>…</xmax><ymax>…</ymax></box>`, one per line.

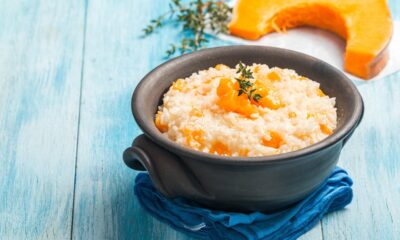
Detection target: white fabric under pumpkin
<box><xmin>215</xmin><ymin>21</ymin><xmax>400</xmax><ymax>84</ymax></box>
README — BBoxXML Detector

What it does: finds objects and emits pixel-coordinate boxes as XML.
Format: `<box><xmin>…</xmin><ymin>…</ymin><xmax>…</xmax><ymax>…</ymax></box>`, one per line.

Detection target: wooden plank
<box><xmin>322</xmin><ymin>3</ymin><xmax>400</xmax><ymax>239</ymax></box>
<box><xmin>71</xmin><ymin>0</ymin><xmax>195</xmax><ymax>239</ymax></box>
<box><xmin>72</xmin><ymin>0</ymin><xmax>323</xmax><ymax>239</ymax></box>
<box><xmin>299</xmin><ymin>225</ymin><xmax>323</xmax><ymax>240</ymax></box>
<box><xmin>321</xmin><ymin>72</ymin><xmax>400</xmax><ymax>239</ymax></box>
<box><xmin>0</xmin><ymin>0</ymin><xmax>85</xmax><ymax>239</ymax></box>
<box><xmin>389</xmin><ymin>0</ymin><xmax>400</xmax><ymax>19</ymax></box>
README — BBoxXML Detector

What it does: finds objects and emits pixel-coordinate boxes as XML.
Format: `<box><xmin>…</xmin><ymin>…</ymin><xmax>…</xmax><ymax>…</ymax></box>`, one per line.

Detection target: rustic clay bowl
<box><xmin>123</xmin><ymin>46</ymin><xmax>364</xmax><ymax>212</ymax></box>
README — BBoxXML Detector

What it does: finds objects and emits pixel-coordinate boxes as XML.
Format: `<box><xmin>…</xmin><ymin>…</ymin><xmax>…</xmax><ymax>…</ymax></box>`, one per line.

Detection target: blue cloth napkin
<box><xmin>134</xmin><ymin>167</ymin><xmax>353</xmax><ymax>240</ymax></box>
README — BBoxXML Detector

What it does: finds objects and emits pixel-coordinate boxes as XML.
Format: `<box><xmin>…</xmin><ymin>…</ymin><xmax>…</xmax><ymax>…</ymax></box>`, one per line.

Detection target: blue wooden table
<box><xmin>0</xmin><ymin>0</ymin><xmax>399</xmax><ymax>239</ymax></box>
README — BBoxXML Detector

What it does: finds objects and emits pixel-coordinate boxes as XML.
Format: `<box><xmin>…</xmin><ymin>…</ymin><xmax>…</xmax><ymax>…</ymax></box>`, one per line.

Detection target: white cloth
<box><xmin>216</xmin><ymin>21</ymin><xmax>400</xmax><ymax>84</ymax></box>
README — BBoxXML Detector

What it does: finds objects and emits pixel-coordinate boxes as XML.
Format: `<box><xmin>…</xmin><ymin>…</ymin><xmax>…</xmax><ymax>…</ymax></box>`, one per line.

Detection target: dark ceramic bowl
<box><xmin>123</xmin><ymin>46</ymin><xmax>364</xmax><ymax>212</ymax></box>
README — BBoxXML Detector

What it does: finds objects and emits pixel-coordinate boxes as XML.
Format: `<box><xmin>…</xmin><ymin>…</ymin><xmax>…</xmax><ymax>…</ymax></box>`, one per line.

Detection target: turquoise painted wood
<box><xmin>71</xmin><ymin>0</ymin><xmax>185</xmax><ymax>238</ymax></box>
<box><xmin>321</xmin><ymin>72</ymin><xmax>400</xmax><ymax>239</ymax></box>
<box><xmin>0</xmin><ymin>0</ymin><xmax>85</xmax><ymax>238</ymax></box>
<box><xmin>0</xmin><ymin>0</ymin><xmax>399</xmax><ymax>239</ymax></box>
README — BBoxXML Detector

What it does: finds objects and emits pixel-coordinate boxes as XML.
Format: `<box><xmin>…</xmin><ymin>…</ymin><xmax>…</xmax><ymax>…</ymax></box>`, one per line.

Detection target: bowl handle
<box><xmin>123</xmin><ymin>134</ymin><xmax>212</xmax><ymax>199</ymax></box>
<box><xmin>123</xmin><ymin>138</ymin><xmax>171</xmax><ymax>197</ymax></box>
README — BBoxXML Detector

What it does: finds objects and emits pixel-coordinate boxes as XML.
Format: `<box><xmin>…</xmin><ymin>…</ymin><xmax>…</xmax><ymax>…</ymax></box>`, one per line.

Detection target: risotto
<box><xmin>155</xmin><ymin>63</ymin><xmax>337</xmax><ymax>157</ymax></box>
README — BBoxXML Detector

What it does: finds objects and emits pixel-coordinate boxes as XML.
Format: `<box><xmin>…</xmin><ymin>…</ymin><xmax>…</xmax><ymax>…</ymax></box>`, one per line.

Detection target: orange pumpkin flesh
<box><xmin>262</xmin><ymin>131</ymin><xmax>284</xmax><ymax>148</ymax></box>
<box><xmin>209</xmin><ymin>141</ymin><xmax>231</xmax><ymax>155</ymax></box>
<box><xmin>181</xmin><ymin>128</ymin><xmax>205</xmax><ymax>149</ymax></box>
<box><xmin>155</xmin><ymin>111</ymin><xmax>168</xmax><ymax>132</ymax></box>
<box><xmin>216</xmin><ymin>78</ymin><xmax>258</xmax><ymax>117</ymax></box>
<box><xmin>216</xmin><ymin>78</ymin><xmax>284</xmax><ymax>117</ymax></box>
<box><xmin>320</xmin><ymin>124</ymin><xmax>333</xmax><ymax>135</ymax></box>
<box><xmin>228</xmin><ymin>0</ymin><xmax>393</xmax><ymax>79</ymax></box>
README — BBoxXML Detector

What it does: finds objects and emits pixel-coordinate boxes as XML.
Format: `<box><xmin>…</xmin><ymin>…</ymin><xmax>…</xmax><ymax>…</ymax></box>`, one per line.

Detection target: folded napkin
<box><xmin>134</xmin><ymin>167</ymin><xmax>353</xmax><ymax>240</ymax></box>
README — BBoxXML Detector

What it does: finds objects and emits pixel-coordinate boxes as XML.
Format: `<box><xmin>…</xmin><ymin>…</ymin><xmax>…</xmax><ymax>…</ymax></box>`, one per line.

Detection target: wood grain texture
<box><xmin>321</xmin><ymin>72</ymin><xmax>400</xmax><ymax>240</ymax></box>
<box><xmin>389</xmin><ymin>0</ymin><xmax>400</xmax><ymax>19</ymax></box>
<box><xmin>0</xmin><ymin>0</ymin><xmax>85</xmax><ymax>239</ymax></box>
<box><xmin>0</xmin><ymin>0</ymin><xmax>399</xmax><ymax>239</ymax></box>
<box><xmin>70</xmin><ymin>0</ymin><xmax>323</xmax><ymax>239</ymax></box>
<box><xmin>321</xmin><ymin>3</ymin><xmax>400</xmax><ymax>239</ymax></box>
<box><xmin>71</xmin><ymin>0</ymin><xmax>195</xmax><ymax>239</ymax></box>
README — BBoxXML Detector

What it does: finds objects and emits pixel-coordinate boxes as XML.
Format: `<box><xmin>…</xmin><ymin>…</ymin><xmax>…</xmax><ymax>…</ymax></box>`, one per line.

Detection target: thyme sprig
<box><xmin>235</xmin><ymin>62</ymin><xmax>263</xmax><ymax>102</ymax></box>
<box><xmin>143</xmin><ymin>0</ymin><xmax>232</xmax><ymax>57</ymax></box>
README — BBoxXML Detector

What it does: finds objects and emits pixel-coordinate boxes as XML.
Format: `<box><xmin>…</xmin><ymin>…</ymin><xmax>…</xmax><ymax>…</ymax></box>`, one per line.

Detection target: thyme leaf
<box><xmin>235</xmin><ymin>62</ymin><xmax>263</xmax><ymax>102</ymax></box>
<box><xmin>143</xmin><ymin>0</ymin><xmax>232</xmax><ymax>57</ymax></box>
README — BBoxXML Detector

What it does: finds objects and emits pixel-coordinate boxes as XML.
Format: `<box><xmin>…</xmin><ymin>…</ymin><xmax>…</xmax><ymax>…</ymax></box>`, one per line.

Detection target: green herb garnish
<box><xmin>253</xmin><ymin>93</ymin><xmax>262</xmax><ymax>102</ymax></box>
<box><xmin>235</xmin><ymin>62</ymin><xmax>263</xmax><ymax>102</ymax></box>
<box><xmin>143</xmin><ymin>0</ymin><xmax>232</xmax><ymax>57</ymax></box>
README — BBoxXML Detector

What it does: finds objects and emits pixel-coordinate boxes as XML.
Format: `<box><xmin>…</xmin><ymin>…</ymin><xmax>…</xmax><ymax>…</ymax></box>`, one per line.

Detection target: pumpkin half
<box><xmin>228</xmin><ymin>0</ymin><xmax>393</xmax><ymax>79</ymax></box>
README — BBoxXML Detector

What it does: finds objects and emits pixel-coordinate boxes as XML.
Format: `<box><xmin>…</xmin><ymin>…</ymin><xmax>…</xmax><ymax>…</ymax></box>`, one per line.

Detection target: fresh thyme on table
<box><xmin>236</xmin><ymin>62</ymin><xmax>263</xmax><ymax>102</ymax></box>
<box><xmin>143</xmin><ymin>0</ymin><xmax>232</xmax><ymax>57</ymax></box>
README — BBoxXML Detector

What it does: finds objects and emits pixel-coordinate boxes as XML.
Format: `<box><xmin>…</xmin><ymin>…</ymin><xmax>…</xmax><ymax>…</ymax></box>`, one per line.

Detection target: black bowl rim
<box><xmin>131</xmin><ymin>45</ymin><xmax>364</xmax><ymax>165</ymax></box>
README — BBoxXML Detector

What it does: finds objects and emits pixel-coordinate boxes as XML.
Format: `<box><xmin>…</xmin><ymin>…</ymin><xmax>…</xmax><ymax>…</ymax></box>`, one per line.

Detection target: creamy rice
<box><xmin>155</xmin><ymin>63</ymin><xmax>337</xmax><ymax>157</ymax></box>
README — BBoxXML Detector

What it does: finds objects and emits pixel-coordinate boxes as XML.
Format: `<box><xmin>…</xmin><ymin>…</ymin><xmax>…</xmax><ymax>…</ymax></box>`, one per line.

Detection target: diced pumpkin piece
<box><xmin>228</xmin><ymin>0</ymin><xmax>393</xmax><ymax>79</ymax></box>
<box><xmin>215</xmin><ymin>64</ymin><xmax>229</xmax><ymax>70</ymax></box>
<box><xmin>171</xmin><ymin>79</ymin><xmax>186</xmax><ymax>92</ymax></box>
<box><xmin>317</xmin><ymin>88</ymin><xmax>325</xmax><ymax>97</ymax></box>
<box><xmin>320</xmin><ymin>124</ymin><xmax>333</xmax><ymax>135</ymax></box>
<box><xmin>262</xmin><ymin>131</ymin><xmax>284</xmax><ymax>148</ymax></box>
<box><xmin>216</xmin><ymin>78</ymin><xmax>284</xmax><ymax>115</ymax></box>
<box><xmin>216</xmin><ymin>78</ymin><xmax>258</xmax><ymax>117</ymax></box>
<box><xmin>238</xmin><ymin>148</ymin><xmax>249</xmax><ymax>157</ymax></box>
<box><xmin>190</xmin><ymin>108</ymin><xmax>203</xmax><ymax>117</ymax></box>
<box><xmin>155</xmin><ymin>111</ymin><xmax>168</xmax><ymax>132</ymax></box>
<box><xmin>255</xmin><ymin>94</ymin><xmax>284</xmax><ymax>110</ymax></box>
<box><xmin>181</xmin><ymin>128</ymin><xmax>205</xmax><ymax>148</ymax></box>
<box><xmin>288</xmin><ymin>112</ymin><xmax>297</xmax><ymax>118</ymax></box>
<box><xmin>295</xmin><ymin>132</ymin><xmax>309</xmax><ymax>140</ymax></box>
<box><xmin>209</xmin><ymin>141</ymin><xmax>231</xmax><ymax>155</ymax></box>
<box><xmin>251</xmin><ymin>80</ymin><xmax>284</xmax><ymax>109</ymax></box>
<box><xmin>267</xmin><ymin>71</ymin><xmax>281</xmax><ymax>81</ymax></box>
<box><xmin>216</xmin><ymin>78</ymin><xmax>233</xmax><ymax>95</ymax></box>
